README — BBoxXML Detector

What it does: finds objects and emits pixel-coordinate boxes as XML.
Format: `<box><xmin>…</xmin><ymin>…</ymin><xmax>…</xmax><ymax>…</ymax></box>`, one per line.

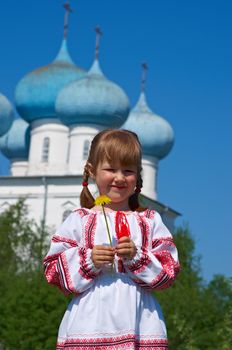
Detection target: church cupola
<box><xmin>56</xmin><ymin>27</ymin><xmax>130</xmax><ymax>174</ymax></box>
<box><xmin>0</xmin><ymin>118</ymin><xmax>30</xmax><ymax>175</ymax></box>
<box><xmin>56</xmin><ymin>26</ymin><xmax>130</xmax><ymax>128</ymax></box>
<box><xmin>14</xmin><ymin>2</ymin><xmax>83</xmax><ymax>175</ymax></box>
<box><xmin>15</xmin><ymin>1</ymin><xmax>86</xmax><ymax>123</ymax></box>
<box><xmin>0</xmin><ymin>93</ymin><xmax>14</xmax><ymax>137</ymax></box>
<box><xmin>122</xmin><ymin>63</ymin><xmax>174</xmax><ymax>199</ymax></box>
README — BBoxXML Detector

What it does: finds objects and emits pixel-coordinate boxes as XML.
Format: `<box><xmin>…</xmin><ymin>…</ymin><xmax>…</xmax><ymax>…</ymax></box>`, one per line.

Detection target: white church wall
<box><xmin>27</xmin><ymin>119</ymin><xmax>69</xmax><ymax>176</ymax></box>
<box><xmin>68</xmin><ymin>124</ymin><xmax>105</xmax><ymax>174</ymax></box>
<box><xmin>0</xmin><ymin>176</ymin><xmax>96</xmax><ymax>232</ymax></box>
<box><xmin>141</xmin><ymin>155</ymin><xmax>159</xmax><ymax>200</ymax></box>
<box><xmin>11</xmin><ymin>160</ymin><xmax>28</xmax><ymax>176</ymax></box>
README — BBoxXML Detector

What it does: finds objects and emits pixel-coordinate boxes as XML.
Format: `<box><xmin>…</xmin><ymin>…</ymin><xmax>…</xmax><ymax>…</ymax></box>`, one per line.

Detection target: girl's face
<box><xmin>94</xmin><ymin>160</ymin><xmax>137</xmax><ymax>211</ymax></box>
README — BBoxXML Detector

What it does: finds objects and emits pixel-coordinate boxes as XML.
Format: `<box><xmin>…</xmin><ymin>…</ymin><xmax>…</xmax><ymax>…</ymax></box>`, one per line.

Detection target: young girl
<box><xmin>44</xmin><ymin>129</ymin><xmax>180</xmax><ymax>350</ymax></box>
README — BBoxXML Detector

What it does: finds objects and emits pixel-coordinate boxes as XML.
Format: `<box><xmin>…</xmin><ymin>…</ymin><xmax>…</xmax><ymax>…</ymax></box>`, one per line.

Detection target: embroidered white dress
<box><xmin>44</xmin><ymin>208</ymin><xmax>180</xmax><ymax>350</ymax></box>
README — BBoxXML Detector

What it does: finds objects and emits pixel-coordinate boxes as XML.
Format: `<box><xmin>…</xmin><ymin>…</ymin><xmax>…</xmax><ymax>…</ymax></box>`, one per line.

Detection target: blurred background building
<box><xmin>0</xmin><ymin>2</ymin><xmax>179</xmax><ymax>231</ymax></box>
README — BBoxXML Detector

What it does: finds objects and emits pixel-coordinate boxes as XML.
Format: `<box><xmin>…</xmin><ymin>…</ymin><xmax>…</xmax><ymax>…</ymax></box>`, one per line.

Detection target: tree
<box><xmin>156</xmin><ymin>225</ymin><xmax>232</xmax><ymax>350</ymax></box>
<box><xmin>0</xmin><ymin>200</ymin><xmax>68</xmax><ymax>349</ymax></box>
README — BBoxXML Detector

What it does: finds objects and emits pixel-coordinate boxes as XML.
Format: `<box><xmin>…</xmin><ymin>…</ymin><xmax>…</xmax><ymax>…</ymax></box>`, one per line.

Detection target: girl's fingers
<box><xmin>116</xmin><ymin>240</ymin><xmax>137</xmax><ymax>259</ymax></box>
<box><xmin>117</xmin><ymin>237</ymin><xmax>131</xmax><ymax>244</ymax></box>
<box><xmin>92</xmin><ymin>245</ymin><xmax>115</xmax><ymax>267</ymax></box>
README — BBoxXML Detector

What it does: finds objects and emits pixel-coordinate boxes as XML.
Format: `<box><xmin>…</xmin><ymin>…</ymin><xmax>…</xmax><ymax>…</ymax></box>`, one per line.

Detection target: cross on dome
<box><xmin>94</xmin><ymin>26</ymin><xmax>103</xmax><ymax>60</ymax></box>
<box><xmin>63</xmin><ymin>1</ymin><xmax>73</xmax><ymax>39</ymax></box>
<box><xmin>141</xmin><ymin>62</ymin><xmax>148</xmax><ymax>93</ymax></box>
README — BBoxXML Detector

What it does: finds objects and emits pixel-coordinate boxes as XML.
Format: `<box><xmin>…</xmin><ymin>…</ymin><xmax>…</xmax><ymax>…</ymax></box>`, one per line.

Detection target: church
<box><xmin>0</xmin><ymin>3</ymin><xmax>180</xmax><ymax>232</ymax></box>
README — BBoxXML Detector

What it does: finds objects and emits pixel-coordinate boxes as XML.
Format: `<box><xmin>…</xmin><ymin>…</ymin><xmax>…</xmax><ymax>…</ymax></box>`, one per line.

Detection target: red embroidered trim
<box><xmin>152</xmin><ymin>237</ymin><xmax>175</xmax><ymax>249</ymax></box>
<box><xmin>79</xmin><ymin>247</ymin><xmax>99</xmax><ymax>280</ymax></box>
<box><xmin>44</xmin><ymin>254</ymin><xmax>61</xmax><ymax>286</ymax></box>
<box><xmin>126</xmin><ymin>215</ymin><xmax>150</xmax><ymax>274</ymax></box>
<box><xmin>155</xmin><ymin>251</ymin><xmax>180</xmax><ymax>279</ymax></box>
<box><xmin>85</xmin><ymin>213</ymin><xmax>97</xmax><ymax>249</ymax></box>
<box><xmin>144</xmin><ymin>209</ymin><xmax>155</xmax><ymax>220</ymax></box>
<box><xmin>57</xmin><ymin>335</ymin><xmax>168</xmax><ymax>349</ymax></box>
<box><xmin>52</xmin><ymin>235</ymin><xmax>78</xmax><ymax>247</ymax></box>
<box><xmin>44</xmin><ymin>253</ymin><xmax>75</xmax><ymax>295</ymax></box>
<box><xmin>58</xmin><ymin>252</ymin><xmax>80</xmax><ymax>294</ymax></box>
<box><xmin>74</xmin><ymin>208</ymin><xmax>90</xmax><ymax>217</ymax></box>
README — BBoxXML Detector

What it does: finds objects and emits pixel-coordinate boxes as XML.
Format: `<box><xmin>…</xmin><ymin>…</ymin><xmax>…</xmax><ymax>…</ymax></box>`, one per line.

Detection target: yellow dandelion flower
<box><xmin>94</xmin><ymin>195</ymin><xmax>112</xmax><ymax>206</ymax></box>
<box><xmin>94</xmin><ymin>195</ymin><xmax>112</xmax><ymax>247</ymax></box>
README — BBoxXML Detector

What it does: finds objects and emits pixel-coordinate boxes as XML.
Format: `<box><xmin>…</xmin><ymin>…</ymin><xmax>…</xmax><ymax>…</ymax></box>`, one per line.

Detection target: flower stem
<box><xmin>102</xmin><ymin>205</ymin><xmax>112</xmax><ymax>246</ymax></box>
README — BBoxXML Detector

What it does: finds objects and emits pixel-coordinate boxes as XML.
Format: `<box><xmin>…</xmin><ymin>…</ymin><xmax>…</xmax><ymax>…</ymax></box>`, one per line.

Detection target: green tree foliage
<box><xmin>0</xmin><ymin>201</ymin><xmax>231</xmax><ymax>349</ymax></box>
<box><xmin>0</xmin><ymin>200</ymin><xmax>68</xmax><ymax>350</ymax></box>
<box><xmin>156</xmin><ymin>225</ymin><xmax>232</xmax><ymax>350</ymax></box>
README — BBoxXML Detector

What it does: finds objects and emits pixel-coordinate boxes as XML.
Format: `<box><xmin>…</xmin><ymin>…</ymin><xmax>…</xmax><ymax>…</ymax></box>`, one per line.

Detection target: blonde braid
<box><xmin>80</xmin><ymin>164</ymin><xmax>95</xmax><ymax>208</ymax></box>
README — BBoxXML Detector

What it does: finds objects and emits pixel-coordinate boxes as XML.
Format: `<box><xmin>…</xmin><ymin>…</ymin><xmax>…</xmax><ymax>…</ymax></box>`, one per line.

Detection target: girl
<box><xmin>44</xmin><ymin>129</ymin><xmax>180</xmax><ymax>350</ymax></box>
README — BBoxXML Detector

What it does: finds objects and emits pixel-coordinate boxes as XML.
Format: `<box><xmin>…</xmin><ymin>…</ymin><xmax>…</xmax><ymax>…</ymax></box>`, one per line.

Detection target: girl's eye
<box><xmin>104</xmin><ymin>168</ymin><xmax>114</xmax><ymax>172</ymax></box>
<box><xmin>124</xmin><ymin>170</ymin><xmax>136</xmax><ymax>175</ymax></box>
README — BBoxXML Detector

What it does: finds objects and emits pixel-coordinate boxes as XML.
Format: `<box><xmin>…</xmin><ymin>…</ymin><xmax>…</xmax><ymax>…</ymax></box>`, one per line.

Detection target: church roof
<box><xmin>122</xmin><ymin>92</ymin><xmax>174</xmax><ymax>159</ymax></box>
<box><xmin>15</xmin><ymin>39</ymin><xmax>86</xmax><ymax>122</ymax></box>
<box><xmin>0</xmin><ymin>118</ymin><xmax>30</xmax><ymax>159</ymax></box>
<box><xmin>56</xmin><ymin>58</ymin><xmax>130</xmax><ymax>127</ymax></box>
<box><xmin>0</xmin><ymin>93</ymin><xmax>14</xmax><ymax>137</ymax></box>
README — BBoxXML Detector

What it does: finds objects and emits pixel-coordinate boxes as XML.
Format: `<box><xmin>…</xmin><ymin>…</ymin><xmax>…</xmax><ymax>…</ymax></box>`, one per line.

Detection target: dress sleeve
<box><xmin>122</xmin><ymin>211</ymin><xmax>180</xmax><ymax>291</ymax></box>
<box><xmin>43</xmin><ymin>211</ymin><xmax>101</xmax><ymax>295</ymax></box>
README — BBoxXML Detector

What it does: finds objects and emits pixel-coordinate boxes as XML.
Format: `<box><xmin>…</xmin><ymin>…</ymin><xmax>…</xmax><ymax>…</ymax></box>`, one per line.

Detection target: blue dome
<box><xmin>0</xmin><ymin>118</ymin><xmax>30</xmax><ymax>159</ymax></box>
<box><xmin>122</xmin><ymin>92</ymin><xmax>174</xmax><ymax>159</ymax></box>
<box><xmin>56</xmin><ymin>59</ymin><xmax>130</xmax><ymax>127</ymax></box>
<box><xmin>0</xmin><ymin>93</ymin><xmax>14</xmax><ymax>136</ymax></box>
<box><xmin>15</xmin><ymin>39</ymin><xmax>86</xmax><ymax>122</ymax></box>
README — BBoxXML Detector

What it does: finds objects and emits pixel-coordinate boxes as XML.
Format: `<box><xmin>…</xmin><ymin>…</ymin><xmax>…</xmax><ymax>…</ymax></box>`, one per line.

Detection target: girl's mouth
<box><xmin>111</xmin><ymin>185</ymin><xmax>126</xmax><ymax>190</ymax></box>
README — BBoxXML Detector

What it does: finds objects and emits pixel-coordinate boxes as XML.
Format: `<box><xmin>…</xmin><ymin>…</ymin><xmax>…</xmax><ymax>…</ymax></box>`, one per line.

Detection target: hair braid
<box><xmin>128</xmin><ymin>172</ymin><xmax>145</xmax><ymax>211</ymax></box>
<box><xmin>80</xmin><ymin>165</ymin><xmax>95</xmax><ymax>208</ymax></box>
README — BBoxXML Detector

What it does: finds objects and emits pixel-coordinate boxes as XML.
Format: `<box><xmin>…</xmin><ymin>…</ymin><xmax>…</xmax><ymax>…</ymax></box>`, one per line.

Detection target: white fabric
<box><xmin>44</xmin><ymin>208</ymin><xmax>180</xmax><ymax>350</ymax></box>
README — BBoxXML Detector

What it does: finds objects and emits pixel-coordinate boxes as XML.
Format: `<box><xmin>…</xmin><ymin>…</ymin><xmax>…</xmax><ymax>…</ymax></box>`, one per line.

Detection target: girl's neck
<box><xmin>105</xmin><ymin>202</ymin><xmax>131</xmax><ymax>212</ymax></box>
<box><xmin>92</xmin><ymin>204</ymin><xmax>132</xmax><ymax>213</ymax></box>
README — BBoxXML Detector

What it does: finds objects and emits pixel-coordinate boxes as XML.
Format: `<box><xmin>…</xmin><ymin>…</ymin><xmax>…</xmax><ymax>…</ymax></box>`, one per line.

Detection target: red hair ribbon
<box><xmin>82</xmin><ymin>181</ymin><xmax>88</xmax><ymax>187</ymax></box>
<box><xmin>115</xmin><ymin>211</ymin><xmax>130</xmax><ymax>239</ymax></box>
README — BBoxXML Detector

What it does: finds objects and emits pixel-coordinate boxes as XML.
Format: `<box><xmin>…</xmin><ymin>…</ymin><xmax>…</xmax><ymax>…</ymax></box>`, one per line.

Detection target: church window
<box><xmin>62</xmin><ymin>209</ymin><xmax>72</xmax><ymax>222</ymax></box>
<box><xmin>83</xmin><ymin>140</ymin><xmax>90</xmax><ymax>160</ymax></box>
<box><xmin>42</xmin><ymin>137</ymin><xmax>50</xmax><ymax>163</ymax></box>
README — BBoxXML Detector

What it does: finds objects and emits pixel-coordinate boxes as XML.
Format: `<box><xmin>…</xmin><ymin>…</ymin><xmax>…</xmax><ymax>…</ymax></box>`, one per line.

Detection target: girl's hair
<box><xmin>80</xmin><ymin>128</ymin><xmax>144</xmax><ymax>211</ymax></box>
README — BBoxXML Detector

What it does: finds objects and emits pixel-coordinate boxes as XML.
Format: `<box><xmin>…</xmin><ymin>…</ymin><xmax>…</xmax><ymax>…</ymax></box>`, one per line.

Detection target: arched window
<box><xmin>83</xmin><ymin>140</ymin><xmax>90</xmax><ymax>160</ymax></box>
<box><xmin>62</xmin><ymin>209</ymin><xmax>72</xmax><ymax>222</ymax></box>
<box><xmin>41</xmin><ymin>137</ymin><xmax>50</xmax><ymax>163</ymax></box>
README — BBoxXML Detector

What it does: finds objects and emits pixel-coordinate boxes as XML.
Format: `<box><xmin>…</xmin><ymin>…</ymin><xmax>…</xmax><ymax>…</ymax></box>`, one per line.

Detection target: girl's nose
<box><xmin>115</xmin><ymin>171</ymin><xmax>125</xmax><ymax>182</ymax></box>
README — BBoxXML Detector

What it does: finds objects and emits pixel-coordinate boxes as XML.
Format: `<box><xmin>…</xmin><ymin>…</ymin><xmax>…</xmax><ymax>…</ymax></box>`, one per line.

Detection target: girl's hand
<box><xmin>116</xmin><ymin>237</ymin><xmax>137</xmax><ymax>260</ymax></box>
<box><xmin>91</xmin><ymin>245</ymin><xmax>115</xmax><ymax>269</ymax></box>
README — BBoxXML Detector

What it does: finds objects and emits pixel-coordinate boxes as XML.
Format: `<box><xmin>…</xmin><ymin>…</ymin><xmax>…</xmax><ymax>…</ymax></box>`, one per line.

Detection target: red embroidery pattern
<box><xmin>74</xmin><ymin>208</ymin><xmax>90</xmax><ymax>217</ymax></box>
<box><xmin>85</xmin><ymin>213</ymin><xmax>97</xmax><ymax>249</ymax></box>
<box><xmin>52</xmin><ymin>235</ymin><xmax>78</xmax><ymax>247</ymax></box>
<box><xmin>126</xmin><ymin>215</ymin><xmax>150</xmax><ymax>274</ymax></box>
<box><xmin>150</xmin><ymin>270</ymin><xmax>172</xmax><ymax>290</ymax></box>
<box><xmin>57</xmin><ymin>335</ymin><xmax>168</xmax><ymax>349</ymax></box>
<box><xmin>137</xmin><ymin>215</ymin><xmax>149</xmax><ymax>249</ymax></box>
<box><xmin>44</xmin><ymin>253</ymin><xmax>60</xmax><ymax>285</ymax></box>
<box><xmin>143</xmin><ymin>209</ymin><xmax>155</xmax><ymax>220</ymax></box>
<box><xmin>79</xmin><ymin>247</ymin><xmax>100</xmax><ymax>280</ymax></box>
<box><xmin>131</xmin><ymin>271</ymin><xmax>170</xmax><ymax>292</ymax></box>
<box><xmin>58</xmin><ymin>252</ymin><xmax>80</xmax><ymax>294</ymax></box>
<box><xmin>155</xmin><ymin>251</ymin><xmax>180</xmax><ymax>278</ymax></box>
<box><xmin>152</xmin><ymin>237</ymin><xmax>174</xmax><ymax>249</ymax></box>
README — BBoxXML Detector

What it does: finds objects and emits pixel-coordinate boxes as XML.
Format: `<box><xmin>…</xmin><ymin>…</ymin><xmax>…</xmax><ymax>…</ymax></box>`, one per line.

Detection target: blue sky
<box><xmin>0</xmin><ymin>0</ymin><xmax>231</xmax><ymax>282</ymax></box>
